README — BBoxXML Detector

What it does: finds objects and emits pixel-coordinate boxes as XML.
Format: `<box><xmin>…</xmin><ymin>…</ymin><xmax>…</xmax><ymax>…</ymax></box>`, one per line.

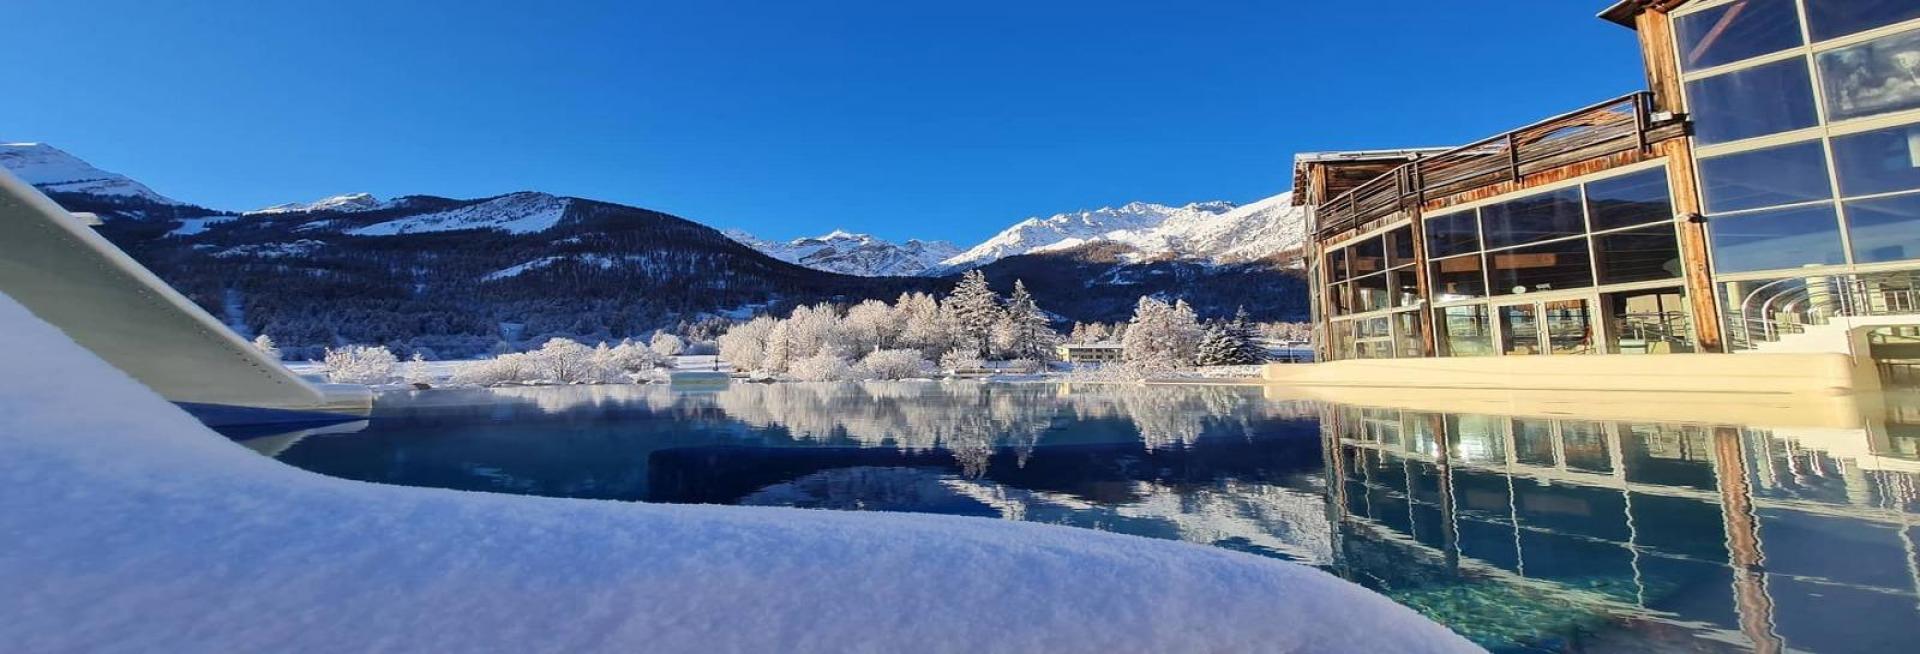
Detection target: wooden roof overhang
<box><xmin>1599</xmin><ymin>0</ymin><xmax>1695</xmax><ymax>28</ymax></box>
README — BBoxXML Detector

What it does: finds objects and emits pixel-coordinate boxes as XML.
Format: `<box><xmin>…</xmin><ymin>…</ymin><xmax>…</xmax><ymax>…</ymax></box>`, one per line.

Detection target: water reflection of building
<box><xmin>1295</xmin><ymin>1</ymin><xmax>1920</xmax><ymax>387</ymax></box>
<box><xmin>1320</xmin><ymin>402</ymin><xmax>1920</xmax><ymax>652</ymax></box>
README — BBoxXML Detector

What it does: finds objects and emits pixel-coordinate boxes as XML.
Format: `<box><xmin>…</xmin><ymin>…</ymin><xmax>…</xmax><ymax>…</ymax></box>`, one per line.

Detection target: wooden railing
<box><xmin>1314</xmin><ymin>92</ymin><xmax>1672</xmax><ymax>240</ymax></box>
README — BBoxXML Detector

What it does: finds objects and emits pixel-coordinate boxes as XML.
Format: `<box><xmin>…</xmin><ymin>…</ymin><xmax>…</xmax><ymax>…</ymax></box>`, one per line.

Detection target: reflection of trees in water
<box><xmin>736</xmin><ymin>466</ymin><xmax>1333</xmax><ymax>564</ymax></box>
<box><xmin>448</xmin><ymin>382</ymin><xmax>1315</xmax><ymax>466</ymax></box>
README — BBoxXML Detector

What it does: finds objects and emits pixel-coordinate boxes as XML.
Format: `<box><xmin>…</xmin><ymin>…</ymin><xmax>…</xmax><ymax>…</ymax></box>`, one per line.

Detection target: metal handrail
<box><xmin>1314</xmin><ymin>91</ymin><xmax>1661</xmax><ymax>240</ymax></box>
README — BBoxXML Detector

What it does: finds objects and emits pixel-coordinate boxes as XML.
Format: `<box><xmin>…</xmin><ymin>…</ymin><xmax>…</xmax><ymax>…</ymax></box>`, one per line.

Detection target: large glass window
<box><xmin>1489</xmin><ymin>238</ymin><xmax>1594</xmax><ymax>296</ymax></box>
<box><xmin>1440</xmin><ymin>305</ymin><xmax>1494</xmax><ymax>356</ymax></box>
<box><xmin>1831</xmin><ymin>123</ymin><xmax>1920</xmax><ymax>197</ymax></box>
<box><xmin>1594</xmin><ymin>225</ymin><xmax>1683</xmax><ymax>284</ymax></box>
<box><xmin>1804</xmin><ymin>0</ymin><xmax>1920</xmax><ymax>42</ymax></box>
<box><xmin>1353</xmin><ymin>272</ymin><xmax>1391</xmax><ymax>313</ymax></box>
<box><xmin>1394</xmin><ymin>311</ymin><xmax>1424</xmax><ymax>357</ymax></box>
<box><xmin>1499</xmin><ymin>303</ymin><xmax>1542</xmax><ymax>355</ymax></box>
<box><xmin>1709</xmin><ymin>204</ymin><xmax>1848</xmax><ymax>273</ymax></box>
<box><xmin>1431</xmin><ymin>255</ymin><xmax>1485</xmax><ymax>301</ymax></box>
<box><xmin>1816</xmin><ymin>28</ymin><xmax>1920</xmax><ymax>122</ymax></box>
<box><xmin>1348</xmin><ymin>235</ymin><xmax>1387</xmax><ymax>277</ymax></box>
<box><xmin>1687</xmin><ymin>58</ymin><xmax>1820</xmax><ymax>144</ymax></box>
<box><xmin>1389</xmin><ymin>267</ymin><xmax>1421</xmax><ymax>308</ymax></box>
<box><xmin>1544</xmin><ymin>299</ymin><xmax>1597</xmax><ymax>355</ymax></box>
<box><xmin>1603</xmin><ymin>288</ymin><xmax>1695</xmax><ymax>354</ymax></box>
<box><xmin>1481</xmin><ymin>188</ymin><xmax>1585</xmax><ymax>249</ymax></box>
<box><xmin>1585</xmin><ymin>167</ymin><xmax>1674</xmax><ymax>231</ymax></box>
<box><xmin>1387</xmin><ymin>226</ymin><xmax>1415</xmax><ymax>266</ymax></box>
<box><xmin>1424</xmin><ymin>210</ymin><xmax>1480</xmax><ymax>257</ymax></box>
<box><xmin>1326</xmin><ymin>248</ymin><xmax>1349</xmax><ymax>283</ymax></box>
<box><xmin>1698</xmin><ymin>140</ymin><xmax>1835</xmax><ymax>213</ymax></box>
<box><xmin>1845</xmin><ymin>193</ymin><xmax>1920</xmax><ymax>263</ymax></box>
<box><xmin>1675</xmin><ymin>0</ymin><xmax>1805</xmax><ymax>72</ymax></box>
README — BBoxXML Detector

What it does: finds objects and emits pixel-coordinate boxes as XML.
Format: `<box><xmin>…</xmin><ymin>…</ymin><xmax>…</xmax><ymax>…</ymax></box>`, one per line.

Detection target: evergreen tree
<box><xmin>1001</xmin><ymin>279</ymin><xmax>1057</xmax><ymax>361</ymax></box>
<box><xmin>1195</xmin><ymin>322</ymin><xmax>1238</xmax><ymax>367</ymax></box>
<box><xmin>941</xmin><ymin>270</ymin><xmax>1002</xmax><ymax>357</ymax></box>
<box><xmin>1225</xmin><ymin>307</ymin><xmax>1267</xmax><ymax>365</ymax></box>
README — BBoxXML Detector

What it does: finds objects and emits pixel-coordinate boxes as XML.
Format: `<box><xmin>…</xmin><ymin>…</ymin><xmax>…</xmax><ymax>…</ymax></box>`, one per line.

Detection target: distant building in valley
<box><xmin>1057</xmin><ymin>342</ymin><xmax>1126</xmax><ymax>365</ymax></box>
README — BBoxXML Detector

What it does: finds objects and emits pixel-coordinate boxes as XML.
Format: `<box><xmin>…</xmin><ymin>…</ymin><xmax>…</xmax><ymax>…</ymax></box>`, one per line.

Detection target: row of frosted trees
<box><xmin>716</xmin><ymin>271</ymin><xmax>1060</xmax><ymax>380</ymax></box>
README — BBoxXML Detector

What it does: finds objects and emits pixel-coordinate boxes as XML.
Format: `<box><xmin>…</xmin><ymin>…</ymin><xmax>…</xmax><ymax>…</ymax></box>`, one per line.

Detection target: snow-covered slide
<box><xmin>0</xmin><ymin>168</ymin><xmax>369</xmax><ymax>425</ymax></box>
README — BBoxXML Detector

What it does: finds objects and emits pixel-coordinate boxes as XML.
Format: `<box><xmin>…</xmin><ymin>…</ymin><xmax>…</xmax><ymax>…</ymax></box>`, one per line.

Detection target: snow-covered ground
<box><xmin>0</xmin><ymin>293</ymin><xmax>1475</xmax><ymax>652</ymax></box>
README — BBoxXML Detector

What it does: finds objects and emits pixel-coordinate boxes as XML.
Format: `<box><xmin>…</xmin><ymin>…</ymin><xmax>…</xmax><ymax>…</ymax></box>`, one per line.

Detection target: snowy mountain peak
<box><xmin>346</xmin><ymin>191</ymin><xmax>571</xmax><ymax>236</ymax></box>
<box><xmin>727</xmin><ymin>229</ymin><xmax>962</xmax><ymax>277</ymax></box>
<box><xmin>0</xmin><ymin>142</ymin><xmax>185</xmax><ymax>207</ymax></box>
<box><xmin>247</xmin><ymin>192</ymin><xmax>385</xmax><ymax>215</ymax></box>
<box><xmin>938</xmin><ymin>199</ymin><xmax>1250</xmax><ymax>271</ymax></box>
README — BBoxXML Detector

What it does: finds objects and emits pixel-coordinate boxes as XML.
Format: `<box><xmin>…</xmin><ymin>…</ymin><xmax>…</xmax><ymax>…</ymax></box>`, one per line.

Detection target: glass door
<box><xmin>1543</xmin><ymin>299</ymin><xmax>1596</xmax><ymax>354</ymax></box>
<box><xmin>1495</xmin><ymin>297</ymin><xmax>1596</xmax><ymax>355</ymax></box>
<box><xmin>1497</xmin><ymin>302</ymin><xmax>1541</xmax><ymax>355</ymax></box>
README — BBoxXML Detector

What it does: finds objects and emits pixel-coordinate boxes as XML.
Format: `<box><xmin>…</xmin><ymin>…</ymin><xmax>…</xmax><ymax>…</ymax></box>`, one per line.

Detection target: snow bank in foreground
<box><xmin>0</xmin><ymin>294</ymin><xmax>1478</xmax><ymax>653</ymax></box>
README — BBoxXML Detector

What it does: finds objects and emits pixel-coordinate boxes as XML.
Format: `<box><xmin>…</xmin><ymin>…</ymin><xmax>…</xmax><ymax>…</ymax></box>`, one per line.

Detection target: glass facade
<box><xmin>1320</xmin><ymin>164</ymin><xmax>1688</xmax><ymax>361</ymax></box>
<box><xmin>1673</xmin><ymin>0</ymin><xmax>1920</xmax><ymax>355</ymax></box>
<box><xmin>1308</xmin><ymin>2</ymin><xmax>1920</xmax><ymax>361</ymax></box>
<box><xmin>1678</xmin><ymin>2</ymin><xmax>1920</xmax><ymax>283</ymax></box>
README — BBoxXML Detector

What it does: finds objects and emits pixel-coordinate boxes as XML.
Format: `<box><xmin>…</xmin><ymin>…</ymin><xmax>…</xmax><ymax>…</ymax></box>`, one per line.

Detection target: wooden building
<box><xmin>1297</xmin><ymin>0</ymin><xmax>1920</xmax><ymax>375</ymax></box>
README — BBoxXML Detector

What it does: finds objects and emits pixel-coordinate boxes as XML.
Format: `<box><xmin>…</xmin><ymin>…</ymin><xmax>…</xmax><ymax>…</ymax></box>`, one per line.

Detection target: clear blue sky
<box><xmin>4</xmin><ymin>0</ymin><xmax>1644</xmax><ymax>244</ymax></box>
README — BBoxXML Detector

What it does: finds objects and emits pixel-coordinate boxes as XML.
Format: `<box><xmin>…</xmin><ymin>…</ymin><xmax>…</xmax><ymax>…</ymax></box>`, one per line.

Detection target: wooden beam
<box><xmin>1659</xmin><ymin>138</ymin><xmax>1725</xmax><ymax>352</ymax></box>
<box><xmin>1636</xmin><ymin>7</ymin><xmax>1687</xmax><ymax>114</ymax></box>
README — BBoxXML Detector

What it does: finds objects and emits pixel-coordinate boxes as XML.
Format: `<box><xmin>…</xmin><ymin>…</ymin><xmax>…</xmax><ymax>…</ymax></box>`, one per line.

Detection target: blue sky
<box><xmin>4</xmin><ymin>0</ymin><xmax>1645</xmax><ymax>244</ymax></box>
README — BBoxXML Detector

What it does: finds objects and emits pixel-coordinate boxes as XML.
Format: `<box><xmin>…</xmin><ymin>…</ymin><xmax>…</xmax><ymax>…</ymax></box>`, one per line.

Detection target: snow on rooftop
<box><xmin>0</xmin><ymin>292</ymin><xmax>1477</xmax><ymax>653</ymax></box>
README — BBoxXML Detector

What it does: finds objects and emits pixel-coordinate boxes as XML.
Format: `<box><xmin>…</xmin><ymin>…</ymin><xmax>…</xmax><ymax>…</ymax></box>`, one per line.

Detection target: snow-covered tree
<box><xmin>450</xmin><ymin>352</ymin><xmax>535</xmax><ymax>387</ymax></box>
<box><xmin>786</xmin><ymin>303</ymin><xmax>842</xmax><ymax>360</ymax></box>
<box><xmin>649</xmin><ymin>332</ymin><xmax>685</xmax><ymax>357</ymax></box>
<box><xmin>788</xmin><ymin>352</ymin><xmax>857</xmax><ymax>382</ymax></box>
<box><xmin>605</xmin><ymin>340</ymin><xmax>668</xmax><ymax>373</ymax></box>
<box><xmin>1121</xmin><ymin>297</ymin><xmax>1203</xmax><ymax>372</ymax></box>
<box><xmin>999</xmin><ymin>279</ymin><xmax>1057</xmax><ymax>361</ymax></box>
<box><xmin>1068</xmin><ymin>322</ymin><xmax>1110</xmax><ymax>344</ymax></box>
<box><xmin>1223</xmin><ymin>308</ymin><xmax>1269</xmax><ymax>365</ymax></box>
<box><xmin>323</xmin><ymin>345</ymin><xmax>397</xmax><ymax>385</ymax></box>
<box><xmin>404</xmin><ymin>352</ymin><xmax>434</xmax><ymax>386</ymax></box>
<box><xmin>939</xmin><ymin>348</ymin><xmax>985</xmax><ymax>375</ymax></box>
<box><xmin>531</xmin><ymin>338</ymin><xmax>613</xmax><ymax>383</ymax></box>
<box><xmin>897</xmin><ymin>292</ymin><xmax>950</xmax><ymax>357</ymax></box>
<box><xmin>717</xmin><ymin>316</ymin><xmax>777</xmax><ymax>372</ymax></box>
<box><xmin>842</xmin><ymin>299</ymin><xmax>903</xmax><ymax>354</ymax></box>
<box><xmin>858</xmin><ymin>349</ymin><xmax>934</xmax><ymax>380</ymax></box>
<box><xmin>941</xmin><ymin>270</ymin><xmax>1001</xmax><ymax>357</ymax></box>
<box><xmin>761</xmin><ymin>321</ymin><xmax>793</xmax><ymax>373</ymax></box>
<box><xmin>251</xmin><ymin>334</ymin><xmax>281</xmax><ymax>361</ymax></box>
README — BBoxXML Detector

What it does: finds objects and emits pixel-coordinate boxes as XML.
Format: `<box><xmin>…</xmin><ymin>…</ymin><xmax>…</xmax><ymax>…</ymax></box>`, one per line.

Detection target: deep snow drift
<box><xmin>0</xmin><ymin>293</ymin><xmax>1476</xmax><ymax>653</ymax></box>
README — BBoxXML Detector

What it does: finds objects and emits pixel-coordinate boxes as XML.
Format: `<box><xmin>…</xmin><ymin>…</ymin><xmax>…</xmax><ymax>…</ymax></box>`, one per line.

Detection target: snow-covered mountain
<box><xmin>0</xmin><ymin>142</ymin><xmax>184</xmax><ymax>206</ymax></box>
<box><xmin>248</xmin><ymin>192</ymin><xmax>386</xmax><ymax>215</ymax></box>
<box><xmin>937</xmin><ymin>194</ymin><xmax>1304</xmax><ymax>272</ymax></box>
<box><xmin>345</xmin><ymin>192</ymin><xmax>571</xmax><ymax>236</ymax></box>
<box><xmin>726</xmin><ymin>229</ymin><xmax>962</xmax><ymax>277</ymax></box>
<box><xmin>939</xmin><ymin>201</ymin><xmax>1231</xmax><ymax>271</ymax></box>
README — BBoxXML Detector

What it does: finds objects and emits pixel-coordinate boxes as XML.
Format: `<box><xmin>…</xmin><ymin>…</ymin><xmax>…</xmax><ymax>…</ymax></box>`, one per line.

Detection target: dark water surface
<box><xmin>229</xmin><ymin>382</ymin><xmax>1920</xmax><ymax>653</ymax></box>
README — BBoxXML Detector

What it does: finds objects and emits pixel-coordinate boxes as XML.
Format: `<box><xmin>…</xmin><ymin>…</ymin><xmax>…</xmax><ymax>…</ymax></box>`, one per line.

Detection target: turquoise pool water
<box><xmin>227</xmin><ymin>382</ymin><xmax>1920</xmax><ymax>652</ymax></box>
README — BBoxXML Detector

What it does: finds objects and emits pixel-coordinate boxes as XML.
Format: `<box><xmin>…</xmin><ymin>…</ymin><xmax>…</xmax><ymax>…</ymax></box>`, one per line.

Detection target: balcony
<box><xmin>1313</xmin><ymin>91</ymin><xmax>1685</xmax><ymax>241</ymax></box>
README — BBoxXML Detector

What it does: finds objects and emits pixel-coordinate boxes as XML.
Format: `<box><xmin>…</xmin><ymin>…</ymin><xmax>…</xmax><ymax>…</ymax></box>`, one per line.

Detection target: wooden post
<box><xmin>1660</xmin><ymin>138</ymin><xmax>1725</xmax><ymax>352</ymax></box>
<box><xmin>1714</xmin><ymin>427</ymin><xmax>1783</xmax><ymax>654</ymax></box>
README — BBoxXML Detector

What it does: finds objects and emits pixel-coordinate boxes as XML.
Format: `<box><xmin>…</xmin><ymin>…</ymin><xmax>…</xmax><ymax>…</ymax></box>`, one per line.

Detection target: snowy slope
<box><xmin>938</xmin><ymin>194</ymin><xmax>1305</xmax><ymax>272</ymax></box>
<box><xmin>940</xmin><ymin>201</ymin><xmax>1233</xmax><ymax>271</ymax></box>
<box><xmin>347</xmin><ymin>192</ymin><xmax>571</xmax><ymax>236</ymax></box>
<box><xmin>1136</xmin><ymin>192</ymin><xmax>1307</xmax><ymax>264</ymax></box>
<box><xmin>0</xmin><ymin>292</ymin><xmax>1477</xmax><ymax>654</ymax></box>
<box><xmin>0</xmin><ymin>142</ymin><xmax>184</xmax><ymax>206</ymax></box>
<box><xmin>248</xmin><ymin>192</ymin><xmax>386</xmax><ymax>215</ymax></box>
<box><xmin>726</xmin><ymin>229</ymin><xmax>962</xmax><ymax>277</ymax></box>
